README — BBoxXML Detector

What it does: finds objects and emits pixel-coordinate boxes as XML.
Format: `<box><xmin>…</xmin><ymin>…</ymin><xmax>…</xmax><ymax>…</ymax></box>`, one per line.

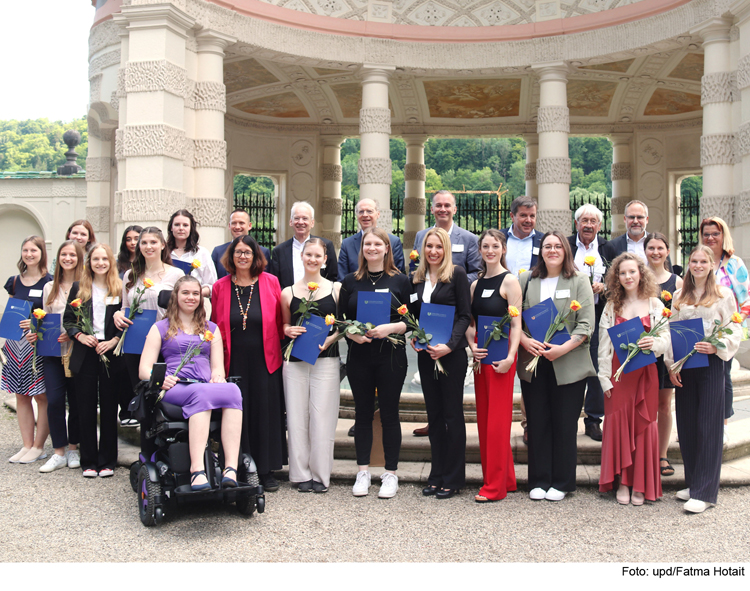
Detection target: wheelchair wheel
<box><xmin>236</xmin><ymin>471</ymin><xmax>259</xmax><ymax>517</ymax></box>
<box><xmin>137</xmin><ymin>464</ymin><xmax>163</xmax><ymax>527</ymax></box>
<box><xmin>129</xmin><ymin>461</ymin><xmax>141</xmax><ymax>493</ymax></box>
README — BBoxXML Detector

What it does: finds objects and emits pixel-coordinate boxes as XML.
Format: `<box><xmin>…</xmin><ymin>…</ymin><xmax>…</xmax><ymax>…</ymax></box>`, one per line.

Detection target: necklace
<box><xmin>233</xmin><ymin>278</ymin><xmax>255</xmax><ymax>330</ymax></box>
<box><xmin>368</xmin><ymin>270</ymin><xmax>385</xmax><ymax>286</ymax></box>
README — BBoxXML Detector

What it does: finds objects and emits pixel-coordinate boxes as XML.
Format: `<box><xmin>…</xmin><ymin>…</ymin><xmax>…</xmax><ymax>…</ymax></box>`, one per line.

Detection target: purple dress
<box><xmin>156</xmin><ymin>320</ymin><xmax>242</xmax><ymax>419</ymax></box>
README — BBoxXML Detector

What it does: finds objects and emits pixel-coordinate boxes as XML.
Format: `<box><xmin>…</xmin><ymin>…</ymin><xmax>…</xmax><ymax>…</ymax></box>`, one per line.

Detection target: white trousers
<box><xmin>283</xmin><ymin>357</ymin><xmax>340</xmax><ymax>486</ymax></box>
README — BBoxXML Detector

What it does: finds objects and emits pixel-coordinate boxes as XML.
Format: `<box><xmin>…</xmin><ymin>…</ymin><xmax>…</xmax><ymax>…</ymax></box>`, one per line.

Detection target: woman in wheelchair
<box><xmin>139</xmin><ymin>276</ymin><xmax>243</xmax><ymax>491</ymax></box>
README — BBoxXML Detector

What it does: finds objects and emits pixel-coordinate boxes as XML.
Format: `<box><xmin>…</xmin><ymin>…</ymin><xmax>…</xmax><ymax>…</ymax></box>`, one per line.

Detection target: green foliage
<box><xmin>0</xmin><ymin>117</ymin><xmax>88</xmax><ymax>171</ymax></box>
<box><xmin>233</xmin><ymin>174</ymin><xmax>275</xmax><ymax>194</ymax></box>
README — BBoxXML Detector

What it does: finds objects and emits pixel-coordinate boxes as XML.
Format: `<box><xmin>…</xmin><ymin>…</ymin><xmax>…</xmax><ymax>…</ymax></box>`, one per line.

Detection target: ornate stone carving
<box><xmin>115</xmin><ymin>129</ymin><xmax>124</xmax><ymax>161</ymax></box>
<box><xmin>404</xmin><ymin>163</ymin><xmax>426</xmax><ymax>182</ymax></box>
<box><xmin>193</xmin><ymin>140</ymin><xmax>226</xmax><ymax>169</ymax></box>
<box><xmin>320</xmin><ymin>197</ymin><xmax>343</xmax><ymax>216</ymax></box>
<box><xmin>403</xmin><ymin>196</ymin><xmax>427</xmax><ymax>215</ymax></box>
<box><xmin>611</xmin><ymin>195</ymin><xmax>631</xmax><ymax>215</ymax></box>
<box><xmin>118</xmin><ymin>189</ymin><xmax>187</xmax><ymax>222</ymax></box>
<box><xmin>640</xmin><ymin>139</ymin><xmax>663</xmax><ymax>165</ymax></box>
<box><xmin>85</xmin><ymin>206</ymin><xmax>110</xmax><ymax>232</ymax></box>
<box><xmin>321</xmin><ymin>164</ymin><xmax>343</xmax><ymax>182</ymax></box>
<box><xmin>110</xmin><ymin>91</ymin><xmax>119</xmax><ymax>113</ymax></box>
<box><xmin>536</xmin><ymin>209</ymin><xmax>571</xmax><ymax>234</ymax></box>
<box><xmin>358</xmin><ymin>158</ymin><xmax>393</xmax><ymax>185</ymax></box>
<box><xmin>737</xmin><ymin>123</ymin><xmax>750</xmax><ymax>158</ymax></box>
<box><xmin>700</xmin><ymin>195</ymin><xmax>736</xmax><ymax>227</ymax></box>
<box><xmin>88</xmin><ymin>117</ymin><xmax>101</xmax><ymax>140</ymax></box>
<box><xmin>184</xmin><ymin>138</ymin><xmax>195</xmax><ymax>168</ymax></box>
<box><xmin>125</xmin><ymin>60</ymin><xmax>187</xmax><ymax>97</ymax></box>
<box><xmin>184</xmin><ymin>79</ymin><xmax>197</xmax><ymax>110</ymax></box>
<box><xmin>535</xmin><ymin>157</ymin><xmax>571</xmax><ymax>184</ymax></box>
<box><xmin>359</xmin><ymin>108</ymin><xmax>391</xmax><ymax>135</ymax></box>
<box><xmin>101</xmin><ymin>128</ymin><xmax>114</xmax><ymax>143</ymax></box>
<box><xmin>537</xmin><ymin>106</ymin><xmax>570</xmax><ymax>133</ymax></box>
<box><xmin>611</xmin><ymin>162</ymin><xmax>631</xmax><ymax>181</ymax></box>
<box><xmin>376</xmin><ymin>208</ymin><xmax>393</xmax><ymax>230</ymax></box>
<box><xmin>701</xmin><ymin>72</ymin><xmax>733</xmax><ymax>105</ymax></box>
<box><xmin>291</xmin><ymin>140</ymin><xmax>314</xmax><ymax>167</ymax></box>
<box><xmin>700</xmin><ymin>133</ymin><xmax>735</xmax><ymax>166</ymax></box>
<box><xmin>89</xmin><ymin>50</ymin><xmax>121</xmax><ymax>79</ymax></box>
<box><xmin>90</xmin><ymin>74</ymin><xmax>103</xmax><ymax>104</ymax></box>
<box><xmin>89</xmin><ymin>20</ymin><xmax>120</xmax><ymax>59</ymax></box>
<box><xmin>730</xmin><ymin>72</ymin><xmax>739</xmax><ymax>103</ymax></box>
<box><xmin>525</xmin><ymin>162</ymin><xmax>536</xmax><ymax>182</ymax></box>
<box><xmin>85</xmin><ymin>157</ymin><xmax>112</xmax><ymax>182</ymax></box>
<box><xmin>122</xmin><ymin>124</ymin><xmax>186</xmax><ymax>160</ymax></box>
<box><xmin>737</xmin><ymin>55</ymin><xmax>750</xmax><ymax>91</ymax></box>
<box><xmin>738</xmin><ymin>191</ymin><xmax>750</xmax><ymax>225</ymax></box>
<box><xmin>319</xmin><ymin>229</ymin><xmax>342</xmax><ymax>250</ymax></box>
<box><xmin>403</xmin><ymin>230</ymin><xmax>418</xmax><ymax>251</ymax></box>
<box><xmin>188</xmin><ymin>197</ymin><xmax>227</xmax><ymax>227</ymax></box>
<box><xmin>193</xmin><ymin>81</ymin><xmax>226</xmax><ymax>111</ymax></box>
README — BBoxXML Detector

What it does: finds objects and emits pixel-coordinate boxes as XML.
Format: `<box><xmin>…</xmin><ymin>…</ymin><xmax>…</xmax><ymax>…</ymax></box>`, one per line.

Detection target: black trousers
<box><xmin>418</xmin><ymin>348</ymin><xmax>467</xmax><ymax>490</ymax></box>
<box><xmin>583</xmin><ymin>317</ymin><xmax>604</xmax><ymax>428</ymax></box>
<box><xmin>347</xmin><ymin>342</ymin><xmax>407</xmax><ymax>471</ymax></box>
<box><xmin>72</xmin><ymin>346</ymin><xmax>118</xmax><ymax>471</ymax></box>
<box><xmin>43</xmin><ymin>356</ymin><xmax>79</xmax><ymax>449</ymax></box>
<box><xmin>523</xmin><ymin>356</ymin><xmax>585</xmax><ymax>492</ymax></box>
<box><xmin>676</xmin><ymin>354</ymin><xmax>725</xmax><ymax>504</ymax></box>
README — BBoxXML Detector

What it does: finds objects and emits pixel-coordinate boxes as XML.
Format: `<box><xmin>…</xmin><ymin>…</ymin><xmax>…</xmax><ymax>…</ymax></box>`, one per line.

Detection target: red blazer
<box><xmin>210</xmin><ymin>272</ymin><xmax>283</xmax><ymax>376</ymax></box>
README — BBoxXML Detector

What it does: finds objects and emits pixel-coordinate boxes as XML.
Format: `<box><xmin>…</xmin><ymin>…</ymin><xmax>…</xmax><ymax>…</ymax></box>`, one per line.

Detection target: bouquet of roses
<box><xmin>114</xmin><ymin>276</ymin><xmax>154</xmax><ymax>356</ymax></box>
<box><xmin>284</xmin><ymin>282</ymin><xmax>321</xmax><ymax>361</ymax></box>
<box><xmin>396</xmin><ymin>302</ymin><xmax>446</xmax><ymax>376</ymax></box>
<box><xmin>324</xmin><ymin>314</ymin><xmax>405</xmax><ymax>347</ymax></box>
<box><xmin>525</xmin><ymin>300</ymin><xmax>585</xmax><ymax>375</ymax></box>
<box><xmin>29</xmin><ymin>308</ymin><xmax>47</xmax><ymax>374</ymax></box>
<box><xmin>670</xmin><ymin>312</ymin><xmax>742</xmax><ymax>374</ymax></box>
<box><xmin>612</xmin><ymin>307</ymin><xmax>672</xmax><ymax>382</ymax></box>
<box><xmin>472</xmin><ymin>306</ymin><xmax>520</xmax><ymax>373</ymax></box>
<box><xmin>69</xmin><ymin>297</ymin><xmax>110</xmax><ymax>375</ymax></box>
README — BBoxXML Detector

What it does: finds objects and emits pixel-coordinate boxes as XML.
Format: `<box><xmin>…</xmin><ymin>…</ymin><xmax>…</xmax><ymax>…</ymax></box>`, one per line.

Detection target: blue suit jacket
<box><xmin>500</xmin><ymin>227</ymin><xmax>542</xmax><ymax>273</ymax></box>
<box><xmin>211</xmin><ymin>239</ymin><xmax>272</xmax><ymax>279</ymax></box>
<box><xmin>413</xmin><ymin>224</ymin><xmax>481</xmax><ymax>283</ymax></box>
<box><xmin>338</xmin><ymin>230</ymin><xmax>405</xmax><ymax>278</ymax></box>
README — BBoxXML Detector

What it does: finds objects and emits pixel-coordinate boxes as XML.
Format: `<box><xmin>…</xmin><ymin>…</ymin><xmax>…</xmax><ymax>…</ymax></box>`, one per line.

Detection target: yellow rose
<box><xmin>518</xmin><ymin>268</ymin><xmax>527</xmax><ymax>275</ymax></box>
<box><xmin>570</xmin><ymin>300</ymin><xmax>582</xmax><ymax>312</ymax></box>
<box><xmin>203</xmin><ymin>330</ymin><xmax>214</xmax><ymax>342</ymax></box>
<box><xmin>397</xmin><ymin>304</ymin><xmax>408</xmax><ymax>316</ymax></box>
<box><xmin>307</xmin><ymin>282</ymin><xmax>319</xmax><ymax>292</ymax></box>
<box><xmin>409</xmin><ymin>250</ymin><xmax>419</xmax><ymax>261</ymax></box>
<box><xmin>584</xmin><ymin>256</ymin><xmax>596</xmax><ymax>267</ymax></box>
<box><xmin>70</xmin><ymin>298</ymin><xmax>82</xmax><ymax>309</ymax></box>
<box><xmin>662</xmin><ymin>308</ymin><xmax>673</xmax><ymax>318</ymax></box>
<box><xmin>508</xmin><ymin>306</ymin><xmax>520</xmax><ymax>318</ymax></box>
<box><xmin>191</xmin><ymin>259</ymin><xmax>201</xmax><ymax>269</ymax></box>
<box><xmin>325</xmin><ymin>314</ymin><xmax>336</xmax><ymax>326</ymax></box>
<box><xmin>661</xmin><ymin>290</ymin><xmax>672</xmax><ymax>302</ymax></box>
<box><xmin>32</xmin><ymin>309</ymin><xmax>47</xmax><ymax>320</ymax></box>
<box><xmin>143</xmin><ymin>278</ymin><xmax>155</xmax><ymax>289</ymax></box>
<box><xmin>732</xmin><ymin>312</ymin><xmax>743</xmax><ymax>324</ymax></box>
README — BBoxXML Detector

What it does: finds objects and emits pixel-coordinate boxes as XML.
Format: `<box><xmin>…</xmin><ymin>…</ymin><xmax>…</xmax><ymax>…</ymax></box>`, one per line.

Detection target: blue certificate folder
<box><xmin>477</xmin><ymin>315</ymin><xmax>510</xmax><ymax>365</ymax></box>
<box><xmin>415</xmin><ymin>303</ymin><xmax>455</xmax><ymax>351</ymax></box>
<box><xmin>171</xmin><ymin>259</ymin><xmax>193</xmax><ymax>275</ymax></box>
<box><xmin>290</xmin><ymin>315</ymin><xmax>329</xmax><ymax>365</ymax></box>
<box><xmin>522</xmin><ymin>298</ymin><xmax>570</xmax><ymax>346</ymax></box>
<box><xmin>32</xmin><ymin>313</ymin><xmax>62</xmax><ymax>357</ymax></box>
<box><xmin>0</xmin><ymin>298</ymin><xmax>32</xmax><ymax>340</ymax></box>
<box><xmin>607</xmin><ymin>316</ymin><xmax>656</xmax><ymax>374</ymax></box>
<box><xmin>122</xmin><ymin>308</ymin><xmax>158</xmax><ymax>355</ymax></box>
<box><xmin>670</xmin><ymin>318</ymin><xmax>709</xmax><ymax>370</ymax></box>
<box><xmin>356</xmin><ymin>292</ymin><xmax>390</xmax><ymax>327</ymax></box>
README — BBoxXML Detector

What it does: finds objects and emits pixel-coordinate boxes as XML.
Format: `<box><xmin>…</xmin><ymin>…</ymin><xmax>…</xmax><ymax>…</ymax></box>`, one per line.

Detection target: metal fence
<box><xmin>679</xmin><ymin>187</ymin><xmax>701</xmax><ymax>270</ymax></box>
<box><xmin>233</xmin><ymin>191</ymin><xmax>277</xmax><ymax>250</ymax></box>
<box><xmin>569</xmin><ymin>193</ymin><xmax>611</xmax><ymax>239</ymax></box>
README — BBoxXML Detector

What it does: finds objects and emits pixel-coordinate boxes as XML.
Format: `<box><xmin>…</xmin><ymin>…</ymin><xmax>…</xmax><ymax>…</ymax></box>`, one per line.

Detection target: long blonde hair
<box><xmin>47</xmin><ymin>240</ymin><xmax>84</xmax><ymax>307</ymax></box>
<box><xmin>78</xmin><ymin>244</ymin><xmax>122</xmax><ymax>304</ymax></box>
<box><xmin>412</xmin><ymin>227</ymin><xmax>455</xmax><ymax>284</ymax></box>
<box><xmin>674</xmin><ymin>245</ymin><xmax>723</xmax><ymax>310</ymax></box>
<box><xmin>164</xmin><ymin>276</ymin><xmax>208</xmax><ymax>340</ymax></box>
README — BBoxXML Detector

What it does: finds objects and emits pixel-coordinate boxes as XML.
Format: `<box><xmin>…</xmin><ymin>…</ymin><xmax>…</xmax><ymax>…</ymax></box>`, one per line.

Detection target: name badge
<box><xmin>28</xmin><ymin>289</ymin><xmax>43</xmax><ymax>297</ymax></box>
<box><xmin>375</xmin><ymin>288</ymin><xmax>389</xmax><ymax>294</ymax></box>
<box><xmin>555</xmin><ymin>289</ymin><xmax>571</xmax><ymax>299</ymax></box>
<box><xmin>532</xmin><ymin>247</ymin><xmax>540</xmax><ymax>255</ymax></box>
<box><xmin>410</xmin><ymin>293</ymin><xmax>418</xmax><ymax>303</ymax></box>
<box><xmin>106</xmin><ymin>297</ymin><xmax>120</xmax><ymax>306</ymax></box>
<box><xmin>481</xmin><ymin>289</ymin><xmax>494</xmax><ymax>298</ymax></box>
<box><xmin>452</xmin><ymin>244</ymin><xmax>464</xmax><ymax>253</ymax></box>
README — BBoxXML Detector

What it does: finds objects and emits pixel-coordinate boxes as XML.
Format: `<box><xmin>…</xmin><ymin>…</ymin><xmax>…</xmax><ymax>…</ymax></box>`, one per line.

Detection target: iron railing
<box><xmin>233</xmin><ymin>191</ymin><xmax>277</xmax><ymax>250</ymax></box>
<box><xmin>679</xmin><ymin>188</ymin><xmax>701</xmax><ymax>270</ymax></box>
<box><xmin>569</xmin><ymin>193</ymin><xmax>611</xmax><ymax>239</ymax></box>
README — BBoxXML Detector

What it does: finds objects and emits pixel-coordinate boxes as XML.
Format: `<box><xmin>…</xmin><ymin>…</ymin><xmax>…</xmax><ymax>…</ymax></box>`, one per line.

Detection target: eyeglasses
<box><xmin>625</xmin><ymin>216</ymin><xmax>646</xmax><ymax>221</ymax></box>
<box><xmin>702</xmin><ymin>232</ymin><xmax>721</xmax><ymax>239</ymax></box>
<box><xmin>542</xmin><ymin>244</ymin><xmax>564</xmax><ymax>251</ymax></box>
<box><xmin>357</xmin><ymin>209</ymin><xmax>376</xmax><ymax>216</ymax></box>
<box><xmin>234</xmin><ymin>250</ymin><xmax>253</xmax><ymax>259</ymax></box>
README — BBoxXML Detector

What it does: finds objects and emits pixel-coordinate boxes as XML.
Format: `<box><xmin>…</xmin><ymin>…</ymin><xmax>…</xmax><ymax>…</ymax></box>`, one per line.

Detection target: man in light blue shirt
<box><xmin>501</xmin><ymin>196</ymin><xmax>542</xmax><ymax>276</ymax></box>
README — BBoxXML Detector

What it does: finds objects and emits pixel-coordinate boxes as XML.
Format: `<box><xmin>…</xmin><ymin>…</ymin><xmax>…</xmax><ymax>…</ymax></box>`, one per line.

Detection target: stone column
<box><xmin>609</xmin><ymin>134</ymin><xmax>633</xmax><ymax>239</ymax></box>
<box><xmin>531</xmin><ymin>62</ymin><xmax>571</xmax><ymax>234</ymax></box>
<box><xmin>358</xmin><ymin>64</ymin><xmax>395</xmax><ymax>230</ymax></box>
<box><xmin>85</xmin><ymin>131</ymin><xmax>114</xmax><ymax>246</ymax></box>
<box><xmin>524</xmin><ymin>133</ymin><xmax>539</xmax><ymax>201</ymax></box>
<box><xmin>734</xmin><ymin>2</ymin><xmax>750</xmax><ymax>250</ymax></box>
<box><xmin>694</xmin><ymin>17</ymin><xmax>736</xmax><ymax>223</ymax></box>
<box><xmin>319</xmin><ymin>136</ymin><xmax>344</xmax><ymax>250</ymax></box>
<box><xmin>402</xmin><ymin>134</ymin><xmax>427</xmax><ymax>251</ymax></box>
<box><xmin>194</xmin><ymin>29</ymin><xmax>235</xmax><ymax>247</ymax></box>
<box><xmin>113</xmin><ymin>4</ymin><xmax>196</xmax><ymax>234</ymax></box>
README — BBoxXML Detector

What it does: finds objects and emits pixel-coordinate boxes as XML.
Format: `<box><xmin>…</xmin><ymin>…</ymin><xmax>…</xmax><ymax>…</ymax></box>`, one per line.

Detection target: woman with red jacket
<box><xmin>210</xmin><ymin>235</ymin><xmax>285</xmax><ymax>491</ymax></box>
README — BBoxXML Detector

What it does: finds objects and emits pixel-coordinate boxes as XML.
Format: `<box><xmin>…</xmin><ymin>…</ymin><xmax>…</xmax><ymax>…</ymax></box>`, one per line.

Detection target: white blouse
<box><xmin>122</xmin><ymin>266</ymin><xmax>184</xmax><ymax>321</ymax></box>
<box><xmin>170</xmin><ymin>246</ymin><xmax>217</xmax><ymax>288</ymax></box>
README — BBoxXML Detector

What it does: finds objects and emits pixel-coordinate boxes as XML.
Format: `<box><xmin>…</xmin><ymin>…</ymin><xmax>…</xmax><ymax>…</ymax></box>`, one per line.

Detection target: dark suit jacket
<box><xmin>501</xmin><ymin>227</ymin><xmax>543</xmax><ymax>271</ymax></box>
<box><xmin>211</xmin><ymin>239</ymin><xmax>272</xmax><ymax>280</ymax></box>
<box><xmin>268</xmin><ymin>235</ymin><xmax>338</xmax><ymax>290</ymax></box>
<box><xmin>600</xmin><ymin>233</ymin><xmax>672</xmax><ymax>271</ymax></box>
<box><xmin>338</xmin><ymin>230</ymin><xmax>405</xmax><ymax>278</ymax></box>
<box><xmin>410</xmin><ymin>265</ymin><xmax>472</xmax><ymax>351</ymax></box>
<box><xmin>63</xmin><ymin>282</ymin><xmax>124</xmax><ymax>375</ymax></box>
<box><xmin>413</xmin><ymin>224</ymin><xmax>482</xmax><ymax>283</ymax></box>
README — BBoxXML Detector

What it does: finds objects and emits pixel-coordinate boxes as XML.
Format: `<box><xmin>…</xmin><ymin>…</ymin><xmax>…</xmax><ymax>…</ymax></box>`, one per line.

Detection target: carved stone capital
<box><xmin>320</xmin><ymin>197</ymin><xmax>343</xmax><ymax>216</ymax></box>
<box><xmin>525</xmin><ymin>162</ymin><xmax>537</xmax><ymax>182</ymax></box>
<box><xmin>700</xmin><ymin>194</ymin><xmax>736</xmax><ymax>227</ymax></box>
<box><xmin>701</xmin><ymin>72</ymin><xmax>734</xmax><ymax>105</ymax></box>
<box><xmin>404</xmin><ymin>163</ymin><xmax>426</xmax><ymax>182</ymax></box>
<box><xmin>358</xmin><ymin>157</ymin><xmax>392</xmax><ymax>185</ymax></box>
<box><xmin>611</xmin><ymin>162</ymin><xmax>632</xmax><ymax>182</ymax></box>
<box><xmin>85</xmin><ymin>206</ymin><xmax>110</xmax><ymax>233</ymax></box>
<box><xmin>738</xmin><ymin>191</ymin><xmax>750</xmax><ymax>225</ymax></box>
<box><xmin>611</xmin><ymin>195</ymin><xmax>631</xmax><ymax>215</ymax></box>
<box><xmin>359</xmin><ymin>108</ymin><xmax>391</xmax><ymax>135</ymax></box>
<box><xmin>321</xmin><ymin>164</ymin><xmax>343</xmax><ymax>182</ymax></box>
<box><xmin>117</xmin><ymin>189</ymin><xmax>187</xmax><ymax>222</ymax></box>
<box><xmin>403</xmin><ymin>196</ymin><xmax>426</xmax><ymax>215</ymax></box>
<box><xmin>536</xmin><ymin>208</ymin><xmax>571</xmax><ymax>234</ymax></box>
<box><xmin>536</xmin><ymin>157</ymin><xmax>571</xmax><ymax>185</ymax></box>
<box><xmin>85</xmin><ymin>157</ymin><xmax>113</xmax><ymax>182</ymax></box>
<box><xmin>188</xmin><ymin>197</ymin><xmax>227</xmax><ymax>227</ymax></box>
<box><xmin>738</xmin><ymin>55</ymin><xmax>750</xmax><ymax>90</ymax></box>
<box><xmin>193</xmin><ymin>81</ymin><xmax>226</xmax><ymax>112</ymax></box>
<box><xmin>125</xmin><ymin>60</ymin><xmax>187</xmax><ymax>97</ymax></box>
<box><xmin>319</xmin><ymin>229</ymin><xmax>342</xmax><ymax>250</ymax></box>
<box><xmin>737</xmin><ymin>122</ymin><xmax>750</xmax><ymax>158</ymax></box>
<box><xmin>537</xmin><ymin>106</ymin><xmax>570</xmax><ymax>133</ymax></box>
<box><xmin>122</xmin><ymin>124</ymin><xmax>186</xmax><ymax>160</ymax></box>
<box><xmin>701</xmin><ymin>133</ymin><xmax>735</xmax><ymax>166</ymax></box>
<box><xmin>193</xmin><ymin>139</ymin><xmax>227</xmax><ymax>169</ymax></box>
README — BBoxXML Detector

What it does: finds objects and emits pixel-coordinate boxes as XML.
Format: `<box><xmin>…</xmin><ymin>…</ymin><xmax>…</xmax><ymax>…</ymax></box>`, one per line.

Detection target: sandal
<box><xmin>191</xmin><ymin>470</ymin><xmax>211</xmax><ymax>491</ymax></box>
<box><xmin>474</xmin><ymin>494</ymin><xmax>498</xmax><ymax>503</ymax></box>
<box><xmin>660</xmin><ymin>458</ymin><xmax>675</xmax><ymax>477</ymax></box>
<box><xmin>222</xmin><ymin>467</ymin><xmax>238</xmax><ymax>488</ymax></box>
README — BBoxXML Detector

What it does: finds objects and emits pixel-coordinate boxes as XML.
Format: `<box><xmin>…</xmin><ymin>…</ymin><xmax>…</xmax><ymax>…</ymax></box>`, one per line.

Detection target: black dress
<box><xmin>229</xmin><ymin>281</ymin><xmax>285</xmax><ymax>475</ymax></box>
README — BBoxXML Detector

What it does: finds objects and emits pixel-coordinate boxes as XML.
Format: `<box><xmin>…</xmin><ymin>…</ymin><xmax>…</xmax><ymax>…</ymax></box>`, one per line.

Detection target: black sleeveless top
<box><xmin>290</xmin><ymin>287</ymin><xmax>339</xmax><ymax>361</ymax></box>
<box><xmin>471</xmin><ymin>272</ymin><xmax>510</xmax><ymax>324</ymax></box>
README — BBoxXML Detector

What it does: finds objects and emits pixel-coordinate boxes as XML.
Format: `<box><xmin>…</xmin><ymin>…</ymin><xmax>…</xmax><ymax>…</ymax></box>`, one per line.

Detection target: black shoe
<box><xmin>436</xmin><ymin>488</ymin><xmax>459</xmax><ymax>499</ymax></box>
<box><xmin>348</xmin><ymin>425</ymin><xmax>355</xmax><ymax>437</ymax></box>
<box><xmin>261</xmin><ymin>472</ymin><xmax>280</xmax><ymax>492</ymax></box>
<box><xmin>422</xmin><ymin>485</ymin><xmax>439</xmax><ymax>496</ymax></box>
<box><xmin>585</xmin><ymin>423</ymin><xmax>603</xmax><ymax>442</ymax></box>
<box><xmin>312</xmin><ymin>481</ymin><xmax>328</xmax><ymax>493</ymax></box>
<box><xmin>297</xmin><ymin>479</ymin><xmax>313</xmax><ymax>492</ymax></box>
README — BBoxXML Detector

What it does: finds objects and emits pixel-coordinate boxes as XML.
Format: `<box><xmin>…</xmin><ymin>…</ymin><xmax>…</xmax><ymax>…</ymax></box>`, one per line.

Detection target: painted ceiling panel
<box><xmin>233</xmin><ymin>92</ymin><xmax>310</xmax><ymax>118</ymax></box>
<box><xmin>224</xmin><ymin>59</ymin><xmax>280</xmax><ymax>94</ymax></box>
<box><xmin>644</xmin><ymin>88</ymin><xmax>702</xmax><ymax>116</ymax></box>
<box><xmin>423</xmin><ymin>78</ymin><xmax>522</xmax><ymax>119</ymax></box>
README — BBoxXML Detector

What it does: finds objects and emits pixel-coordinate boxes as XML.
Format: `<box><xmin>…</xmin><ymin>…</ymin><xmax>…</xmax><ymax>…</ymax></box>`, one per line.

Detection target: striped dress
<box><xmin>2</xmin><ymin>274</ymin><xmax>52</xmax><ymax>396</ymax></box>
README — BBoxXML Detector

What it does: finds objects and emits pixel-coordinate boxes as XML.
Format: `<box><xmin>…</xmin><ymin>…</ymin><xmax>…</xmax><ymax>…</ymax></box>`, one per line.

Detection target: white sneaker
<box><xmin>545</xmin><ymin>487</ymin><xmax>567</xmax><ymax>501</ymax></box>
<box><xmin>39</xmin><ymin>453</ymin><xmax>67</xmax><ymax>473</ymax></box>
<box><xmin>723</xmin><ymin>427</ymin><xmax>729</xmax><ymax>446</ymax></box>
<box><xmin>378</xmin><ymin>472</ymin><xmax>399</xmax><ymax>499</ymax></box>
<box><xmin>66</xmin><ymin>449</ymin><xmax>80</xmax><ymax>469</ymax></box>
<box><xmin>684</xmin><ymin>498</ymin><xmax>710</xmax><ymax>513</ymax></box>
<box><xmin>529</xmin><ymin>487</ymin><xmax>546</xmax><ymax>500</ymax></box>
<box><xmin>676</xmin><ymin>488</ymin><xmax>691</xmax><ymax>501</ymax></box>
<box><xmin>352</xmin><ymin>470</ymin><xmax>371</xmax><ymax>496</ymax></box>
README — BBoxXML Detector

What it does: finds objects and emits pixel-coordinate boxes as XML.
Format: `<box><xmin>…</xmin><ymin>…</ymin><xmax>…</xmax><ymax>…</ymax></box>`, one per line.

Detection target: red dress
<box><xmin>599</xmin><ymin>316</ymin><xmax>662</xmax><ymax>501</ymax></box>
